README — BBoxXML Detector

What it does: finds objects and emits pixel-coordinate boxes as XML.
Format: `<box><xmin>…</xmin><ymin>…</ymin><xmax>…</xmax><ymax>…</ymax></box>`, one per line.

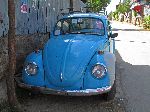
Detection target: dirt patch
<box><xmin>17</xmin><ymin>93</ymin><xmax>125</xmax><ymax>112</ymax></box>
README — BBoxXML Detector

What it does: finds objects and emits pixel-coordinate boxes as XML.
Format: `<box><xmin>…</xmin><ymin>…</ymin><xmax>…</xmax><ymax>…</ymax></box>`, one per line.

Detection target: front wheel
<box><xmin>103</xmin><ymin>81</ymin><xmax>116</xmax><ymax>101</ymax></box>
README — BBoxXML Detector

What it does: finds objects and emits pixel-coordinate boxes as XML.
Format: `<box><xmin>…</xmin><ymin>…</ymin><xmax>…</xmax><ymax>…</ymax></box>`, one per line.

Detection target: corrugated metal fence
<box><xmin>0</xmin><ymin>0</ymin><xmax>84</xmax><ymax>37</ymax></box>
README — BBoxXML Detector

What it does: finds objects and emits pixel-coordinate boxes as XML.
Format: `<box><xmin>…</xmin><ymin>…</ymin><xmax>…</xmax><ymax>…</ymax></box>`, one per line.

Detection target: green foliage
<box><xmin>86</xmin><ymin>0</ymin><xmax>110</xmax><ymax>12</ymax></box>
<box><xmin>143</xmin><ymin>15</ymin><xmax>150</xmax><ymax>30</ymax></box>
<box><xmin>112</xmin><ymin>11</ymin><xmax>119</xmax><ymax>21</ymax></box>
<box><xmin>108</xmin><ymin>11</ymin><xmax>113</xmax><ymax>20</ymax></box>
<box><xmin>116</xmin><ymin>0</ymin><xmax>131</xmax><ymax>14</ymax></box>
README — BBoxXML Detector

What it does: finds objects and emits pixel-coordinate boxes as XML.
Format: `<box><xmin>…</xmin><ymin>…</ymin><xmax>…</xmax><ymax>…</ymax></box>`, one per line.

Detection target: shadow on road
<box><xmin>115</xmin><ymin>50</ymin><xmax>150</xmax><ymax>112</ymax></box>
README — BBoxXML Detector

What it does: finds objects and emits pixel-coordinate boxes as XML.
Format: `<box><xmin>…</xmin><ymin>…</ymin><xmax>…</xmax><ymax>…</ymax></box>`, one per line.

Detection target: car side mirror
<box><xmin>109</xmin><ymin>33</ymin><xmax>118</xmax><ymax>38</ymax></box>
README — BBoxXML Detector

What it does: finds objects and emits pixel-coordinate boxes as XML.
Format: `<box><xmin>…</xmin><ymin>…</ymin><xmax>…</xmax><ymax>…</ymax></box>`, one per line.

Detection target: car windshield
<box><xmin>54</xmin><ymin>17</ymin><xmax>105</xmax><ymax>36</ymax></box>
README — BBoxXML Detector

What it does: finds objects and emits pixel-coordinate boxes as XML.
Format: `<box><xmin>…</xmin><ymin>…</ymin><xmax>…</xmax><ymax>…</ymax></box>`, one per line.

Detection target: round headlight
<box><xmin>92</xmin><ymin>64</ymin><xmax>107</xmax><ymax>78</ymax></box>
<box><xmin>25</xmin><ymin>62</ymin><xmax>38</xmax><ymax>75</ymax></box>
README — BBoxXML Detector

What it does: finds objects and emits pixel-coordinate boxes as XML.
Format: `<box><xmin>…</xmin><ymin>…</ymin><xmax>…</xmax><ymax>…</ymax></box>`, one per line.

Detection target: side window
<box><xmin>94</xmin><ymin>20</ymin><xmax>104</xmax><ymax>35</ymax></box>
<box><xmin>54</xmin><ymin>21</ymin><xmax>62</xmax><ymax>35</ymax></box>
<box><xmin>55</xmin><ymin>20</ymin><xmax>70</xmax><ymax>35</ymax></box>
<box><xmin>56</xmin><ymin>21</ymin><xmax>61</xmax><ymax>30</ymax></box>
<box><xmin>62</xmin><ymin>21</ymin><xmax>69</xmax><ymax>33</ymax></box>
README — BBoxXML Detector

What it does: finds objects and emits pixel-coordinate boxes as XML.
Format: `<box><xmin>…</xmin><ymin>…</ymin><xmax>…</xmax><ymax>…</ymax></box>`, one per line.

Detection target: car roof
<box><xmin>62</xmin><ymin>13</ymin><xmax>107</xmax><ymax>20</ymax></box>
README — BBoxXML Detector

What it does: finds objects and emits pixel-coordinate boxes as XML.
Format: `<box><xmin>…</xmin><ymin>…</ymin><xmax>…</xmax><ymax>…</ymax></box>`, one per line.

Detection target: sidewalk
<box><xmin>111</xmin><ymin>21</ymin><xmax>150</xmax><ymax>31</ymax></box>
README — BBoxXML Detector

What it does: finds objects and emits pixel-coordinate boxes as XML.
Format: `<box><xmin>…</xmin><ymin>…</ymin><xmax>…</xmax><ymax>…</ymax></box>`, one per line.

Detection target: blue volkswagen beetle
<box><xmin>16</xmin><ymin>12</ymin><xmax>118</xmax><ymax>100</ymax></box>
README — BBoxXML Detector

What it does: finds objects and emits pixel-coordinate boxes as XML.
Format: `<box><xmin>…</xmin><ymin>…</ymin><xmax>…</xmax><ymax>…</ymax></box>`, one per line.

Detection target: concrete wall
<box><xmin>0</xmin><ymin>0</ymin><xmax>8</xmax><ymax>37</ymax></box>
<box><xmin>0</xmin><ymin>36</ymin><xmax>8</xmax><ymax>104</ymax></box>
<box><xmin>16</xmin><ymin>33</ymin><xmax>49</xmax><ymax>72</ymax></box>
<box><xmin>0</xmin><ymin>33</ymin><xmax>49</xmax><ymax>104</ymax></box>
<box><xmin>0</xmin><ymin>36</ymin><xmax>8</xmax><ymax>79</ymax></box>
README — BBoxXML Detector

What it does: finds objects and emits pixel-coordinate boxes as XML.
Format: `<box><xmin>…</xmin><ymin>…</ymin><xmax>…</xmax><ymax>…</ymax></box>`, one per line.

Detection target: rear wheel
<box><xmin>103</xmin><ymin>81</ymin><xmax>116</xmax><ymax>101</ymax></box>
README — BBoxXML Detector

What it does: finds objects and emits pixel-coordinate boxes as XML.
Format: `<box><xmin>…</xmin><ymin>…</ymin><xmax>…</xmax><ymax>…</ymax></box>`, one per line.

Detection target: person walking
<box><xmin>135</xmin><ymin>12</ymin><xmax>141</xmax><ymax>26</ymax></box>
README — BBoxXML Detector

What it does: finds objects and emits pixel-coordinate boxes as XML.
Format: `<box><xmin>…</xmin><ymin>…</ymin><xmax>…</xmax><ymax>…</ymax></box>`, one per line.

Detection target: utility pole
<box><xmin>7</xmin><ymin>0</ymin><xmax>21</xmax><ymax>110</ymax></box>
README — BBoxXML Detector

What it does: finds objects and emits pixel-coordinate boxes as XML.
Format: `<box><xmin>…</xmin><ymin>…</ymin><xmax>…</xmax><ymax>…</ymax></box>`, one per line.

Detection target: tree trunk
<box><xmin>7</xmin><ymin>0</ymin><xmax>21</xmax><ymax>110</ymax></box>
<box><xmin>70</xmin><ymin>0</ymin><xmax>73</xmax><ymax>11</ymax></box>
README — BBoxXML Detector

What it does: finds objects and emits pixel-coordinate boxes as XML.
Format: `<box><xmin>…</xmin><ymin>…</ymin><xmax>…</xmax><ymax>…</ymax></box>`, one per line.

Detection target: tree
<box><xmin>7</xmin><ymin>0</ymin><xmax>21</xmax><ymax>111</ymax></box>
<box><xmin>86</xmin><ymin>0</ymin><xmax>110</xmax><ymax>12</ymax></box>
<box><xmin>116</xmin><ymin>0</ymin><xmax>131</xmax><ymax>15</ymax></box>
<box><xmin>70</xmin><ymin>0</ymin><xmax>73</xmax><ymax>11</ymax></box>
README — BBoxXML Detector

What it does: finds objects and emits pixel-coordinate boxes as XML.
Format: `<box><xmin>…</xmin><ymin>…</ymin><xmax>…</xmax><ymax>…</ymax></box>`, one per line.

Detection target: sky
<box><xmin>106</xmin><ymin>0</ymin><xmax>121</xmax><ymax>13</ymax></box>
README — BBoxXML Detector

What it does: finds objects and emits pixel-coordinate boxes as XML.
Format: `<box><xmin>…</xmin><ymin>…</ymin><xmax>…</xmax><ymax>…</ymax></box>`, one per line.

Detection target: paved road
<box><xmin>112</xmin><ymin>21</ymin><xmax>150</xmax><ymax>112</ymax></box>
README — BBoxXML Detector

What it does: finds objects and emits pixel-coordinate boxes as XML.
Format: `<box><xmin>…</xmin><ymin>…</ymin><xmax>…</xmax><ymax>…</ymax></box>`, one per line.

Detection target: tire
<box><xmin>103</xmin><ymin>80</ymin><xmax>116</xmax><ymax>101</ymax></box>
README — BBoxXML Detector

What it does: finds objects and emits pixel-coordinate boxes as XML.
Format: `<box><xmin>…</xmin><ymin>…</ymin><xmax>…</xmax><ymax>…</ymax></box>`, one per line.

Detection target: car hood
<box><xmin>43</xmin><ymin>34</ymin><xmax>107</xmax><ymax>87</ymax></box>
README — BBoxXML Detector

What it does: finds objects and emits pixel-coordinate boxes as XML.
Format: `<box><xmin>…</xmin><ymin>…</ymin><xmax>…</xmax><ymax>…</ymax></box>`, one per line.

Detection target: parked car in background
<box><xmin>16</xmin><ymin>12</ymin><xmax>118</xmax><ymax>100</ymax></box>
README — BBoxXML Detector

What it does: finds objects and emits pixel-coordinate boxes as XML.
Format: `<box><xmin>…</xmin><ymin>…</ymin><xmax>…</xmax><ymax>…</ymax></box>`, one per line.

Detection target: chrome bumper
<box><xmin>15</xmin><ymin>77</ymin><xmax>112</xmax><ymax>96</ymax></box>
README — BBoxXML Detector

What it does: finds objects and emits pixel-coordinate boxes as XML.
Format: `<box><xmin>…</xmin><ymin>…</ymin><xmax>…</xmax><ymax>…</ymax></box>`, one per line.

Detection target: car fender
<box><xmin>22</xmin><ymin>50</ymin><xmax>45</xmax><ymax>86</ymax></box>
<box><xmin>103</xmin><ymin>52</ymin><xmax>116</xmax><ymax>86</ymax></box>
